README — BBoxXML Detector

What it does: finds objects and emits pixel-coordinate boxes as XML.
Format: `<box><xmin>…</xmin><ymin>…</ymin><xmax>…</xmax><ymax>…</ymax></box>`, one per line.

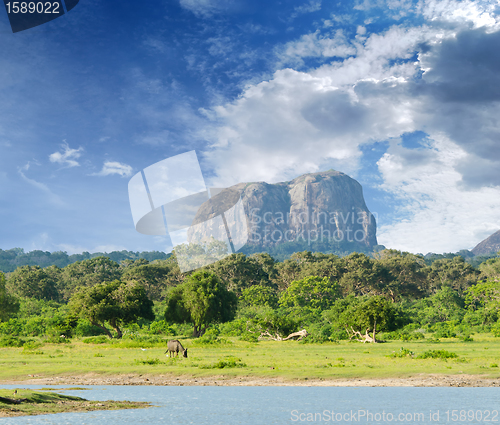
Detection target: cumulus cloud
<box><xmin>376</xmin><ymin>135</ymin><xmax>500</xmax><ymax>253</ymax></box>
<box><xmin>201</xmin><ymin>0</ymin><xmax>500</xmax><ymax>252</ymax></box>
<box><xmin>204</xmin><ymin>25</ymin><xmax>430</xmax><ymax>186</ymax></box>
<box><xmin>92</xmin><ymin>161</ymin><xmax>133</xmax><ymax>177</ymax></box>
<box><xmin>49</xmin><ymin>142</ymin><xmax>83</xmax><ymax>168</ymax></box>
<box><xmin>413</xmin><ymin>27</ymin><xmax>500</xmax><ymax>187</ymax></box>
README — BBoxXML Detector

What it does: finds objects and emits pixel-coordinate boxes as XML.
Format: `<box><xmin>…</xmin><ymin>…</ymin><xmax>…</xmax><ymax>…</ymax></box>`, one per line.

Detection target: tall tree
<box><xmin>375</xmin><ymin>250</ymin><xmax>427</xmax><ymax>301</ymax></box>
<box><xmin>464</xmin><ymin>280</ymin><xmax>500</xmax><ymax>325</ymax></box>
<box><xmin>0</xmin><ymin>272</ymin><xmax>19</xmax><ymax>321</ymax></box>
<box><xmin>479</xmin><ymin>257</ymin><xmax>500</xmax><ymax>282</ymax></box>
<box><xmin>164</xmin><ymin>271</ymin><xmax>237</xmax><ymax>337</ymax></box>
<box><xmin>121</xmin><ymin>261</ymin><xmax>176</xmax><ymax>301</ymax></box>
<box><xmin>332</xmin><ymin>295</ymin><xmax>405</xmax><ymax>343</ymax></box>
<box><xmin>60</xmin><ymin>257</ymin><xmax>121</xmax><ymax>300</ymax></box>
<box><xmin>208</xmin><ymin>253</ymin><xmax>273</xmax><ymax>295</ymax></box>
<box><xmin>425</xmin><ymin>256</ymin><xmax>479</xmax><ymax>295</ymax></box>
<box><xmin>69</xmin><ymin>280</ymin><xmax>154</xmax><ymax>338</ymax></box>
<box><xmin>338</xmin><ymin>252</ymin><xmax>382</xmax><ymax>296</ymax></box>
<box><xmin>6</xmin><ymin>265</ymin><xmax>60</xmax><ymax>301</ymax></box>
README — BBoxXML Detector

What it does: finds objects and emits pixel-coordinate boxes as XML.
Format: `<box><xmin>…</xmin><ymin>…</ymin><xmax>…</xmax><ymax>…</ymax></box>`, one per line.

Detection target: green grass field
<box><xmin>1</xmin><ymin>334</ymin><xmax>500</xmax><ymax>382</ymax></box>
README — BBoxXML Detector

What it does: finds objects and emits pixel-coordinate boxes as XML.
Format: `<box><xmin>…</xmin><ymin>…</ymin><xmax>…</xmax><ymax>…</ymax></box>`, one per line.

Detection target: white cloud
<box><xmin>419</xmin><ymin>0</ymin><xmax>500</xmax><ymax>30</ymax></box>
<box><xmin>49</xmin><ymin>142</ymin><xmax>83</xmax><ymax>168</ymax></box>
<box><xmin>92</xmin><ymin>161</ymin><xmax>133</xmax><ymax>177</ymax></box>
<box><xmin>204</xmin><ymin>25</ymin><xmax>431</xmax><ymax>186</ymax></box>
<box><xmin>278</xmin><ymin>29</ymin><xmax>357</xmax><ymax>66</ymax></box>
<box><xmin>376</xmin><ymin>135</ymin><xmax>500</xmax><ymax>253</ymax></box>
<box><xmin>201</xmin><ymin>0</ymin><xmax>500</xmax><ymax>253</ymax></box>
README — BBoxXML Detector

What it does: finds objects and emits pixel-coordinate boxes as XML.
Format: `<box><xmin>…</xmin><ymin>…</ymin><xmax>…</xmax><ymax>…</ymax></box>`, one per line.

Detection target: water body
<box><xmin>0</xmin><ymin>385</ymin><xmax>498</xmax><ymax>424</ymax></box>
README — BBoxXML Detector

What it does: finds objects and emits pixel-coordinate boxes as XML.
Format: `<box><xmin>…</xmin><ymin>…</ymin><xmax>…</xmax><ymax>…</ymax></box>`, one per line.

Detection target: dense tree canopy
<box><xmin>164</xmin><ymin>270</ymin><xmax>237</xmax><ymax>337</ymax></box>
<box><xmin>121</xmin><ymin>261</ymin><xmax>176</xmax><ymax>300</ymax></box>
<box><xmin>0</xmin><ymin>248</ymin><xmax>168</xmax><ymax>273</ymax></box>
<box><xmin>479</xmin><ymin>257</ymin><xmax>500</xmax><ymax>282</ymax></box>
<box><xmin>61</xmin><ymin>257</ymin><xmax>122</xmax><ymax>300</ymax></box>
<box><xmin>425</xmin><ymin>256</ymin><xmax>479</xmax><ymax>295</ymax></box>
<box><xmin>328</xmin><ymin>295</ymin><xmax>406</xmax><ymax>342</ymax></box>
<box><xmin>6</xmin><ymin>265</ymin><xmax>60</xmax><ymax>301</ymax></box>
<box><xmin>0</xmin><ymin>272</ymin><xmax>19</xmax><ymax>321</ymax></box>
<box><xmin>69</xmin><ymin>280</ymin><xmax>154</xmax><ymax>338</ymax></box>
<box><xmin>1</xmin><ymin>247</ymin><xmax>500</xmax><ymax>345</ymax></box>
<box><xmin>240</xmin><ymin>285</ymin><xmax>278</xmax><ymax>308</ymax></box>
<box><xmin>207</xmin><ymin>253</ymin><xmax>273</xmax><ymax>295</ymax></box>
<box><xmin>278</xmin><ymin>276</ymin><xmax>340</xmax><ymax>310</ymax></box>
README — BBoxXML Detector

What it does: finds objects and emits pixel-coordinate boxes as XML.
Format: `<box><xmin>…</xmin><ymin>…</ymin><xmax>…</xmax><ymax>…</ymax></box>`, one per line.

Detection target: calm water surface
<box><xmin>0</xmin><ymin>385</ymin><xmax>499</xmax><ymax>424</ymax></box>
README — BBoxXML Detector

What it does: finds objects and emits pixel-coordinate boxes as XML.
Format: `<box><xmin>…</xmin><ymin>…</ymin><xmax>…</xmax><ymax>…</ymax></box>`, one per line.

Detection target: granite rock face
<box><xmin>472</xmin><ymin>230</ymin><xmax>500</xmax><ymax>256</ymax></box>
<box><xmin>193</xmin><ymin>170</ymin><xmax>378</xmax><ymax>252</ymax></box>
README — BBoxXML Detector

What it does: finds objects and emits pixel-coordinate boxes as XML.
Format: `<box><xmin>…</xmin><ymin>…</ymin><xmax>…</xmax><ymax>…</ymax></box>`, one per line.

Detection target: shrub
<box><xmin>460</xmin><ymin>334</ymin><xmax>474</xmax><ymax>342</ymax></box>
<box><xmin>388</xmin><ymin>347</ymin><xmax>415</xmax><ymax>358</ymax></box>
<box><xmin>219</xmin><ymin>319</ymin><xmax>247</xmax><ymax>336</ymax></box>
<box><xmin>491</xmin><ymin>322</ymin><xmax>500</xmax><ymax>337</ymax></box>
<box><xmin>45</xmin><ymin>335</ymin><xmax>71</xmax><ymax>344</ymax></box>
<box><xmin>299</xmin><ymin>324</ymin><xmax>332</xmax><ymax>344</ymax></box>
<box><xmin>381</xmin><ymin>330</ymin><xmax>425</xmax><ymax>341</ymax></box>
<box><xmin>74</xmin><ymin>319</ymin><xmax>107</xmax><ymax>337</ymax></box>
<box><xmin>432</xmin><ymin>322</ymin><xmax>457</xmax><ymax>338</ymax></box>
<box><xmin>23</xmin><ymin>317</ymin><xmax>47</xmax><ymax>337</ymax></box>
<box><xmin>330</xmin><ymin>329</ymin><xmax>349</xmax><ymax>341</ymax></box>
<box><xmin>192</xmin><ymin>334</ymin><xmax>232</xmax><ymax>345</ymax></box>
<box><xmin>23</xmin><ymin>340</ymin><xmax>43</xmax><ymax>350</ymax></box>
<box><xmin>239</xmin><ymin>332</ymin><xmax>259</xmax><ymax>343</ymax></box>
<box><xmin>148</xmin><ymin>320</ymin><xmax>177</xmax><ymax>336</ymax></box>
<box><xmin>0</xmin><ymin>319</ymin><xmax>23</xmax><ymax>337</ymax></box>
<box><xmin>0</xmin><ymin>336</ymin><xmax>29</xmax><ymax>347</ymax></box>
<box><xmin>417</xmin><ymin>350</ymin><xmax>458</xmax><ymax>359</ymax></box>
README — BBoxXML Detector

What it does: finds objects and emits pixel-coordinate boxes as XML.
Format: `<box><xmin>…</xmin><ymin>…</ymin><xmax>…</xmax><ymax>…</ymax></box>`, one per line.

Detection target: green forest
<box><xmin>1</xmin><ymin>247</ymin><xmax>500</xmax><ymax>348</ymax></box>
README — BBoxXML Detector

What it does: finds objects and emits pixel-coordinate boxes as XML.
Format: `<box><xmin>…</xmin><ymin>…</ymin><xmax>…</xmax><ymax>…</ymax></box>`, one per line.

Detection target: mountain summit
<box><xmin>195</xmin><ymin>170</ymin><xmax>378</xmax><ymax>255</ymax></box>
<box><xmin>472</xmin><ymin>230</ymin><xmax>500</xmax><ymax>256</ymax></box>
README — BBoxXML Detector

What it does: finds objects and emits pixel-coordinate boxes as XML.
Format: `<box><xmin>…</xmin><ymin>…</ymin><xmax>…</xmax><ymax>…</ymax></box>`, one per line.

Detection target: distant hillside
<box><xmin>0</xmin><ymin>249</ymin><xmax>168</xmax><ymax>273</ymax></box>
<box><xmin>472</xmin><ymin>230</ymin><xmax>500</xmax><ymax>256</ymax></box>
<box><xmin>192</xmin><ymin>170</ymin><xmax>381</xmax><ymax>259</ymax></box>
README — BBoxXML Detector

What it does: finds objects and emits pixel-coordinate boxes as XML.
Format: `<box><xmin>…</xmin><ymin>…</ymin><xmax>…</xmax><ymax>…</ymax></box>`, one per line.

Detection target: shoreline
<box><xmin>1</xmin><ymin>373</ymin><xmax>500</xmax><ymax>387</ymax></box>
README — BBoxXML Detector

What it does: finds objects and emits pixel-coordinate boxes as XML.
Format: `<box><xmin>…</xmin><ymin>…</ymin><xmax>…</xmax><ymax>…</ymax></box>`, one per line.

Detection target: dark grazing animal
<box><xmin>166</xmin><ymin>339</ymin><xmax>188</xmax><ymax>358</ymax></box>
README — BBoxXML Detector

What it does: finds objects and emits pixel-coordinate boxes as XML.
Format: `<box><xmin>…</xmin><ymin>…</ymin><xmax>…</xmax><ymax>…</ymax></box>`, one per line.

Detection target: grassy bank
<box><xmin>0</xmin><ymin>388</ymin><xmax>150</xmax><ymax>417</ymax></box>
<box><xmin>1</xmin><ymin>334</ymin><xmax>500</xmax><ymax>383</ymax></box>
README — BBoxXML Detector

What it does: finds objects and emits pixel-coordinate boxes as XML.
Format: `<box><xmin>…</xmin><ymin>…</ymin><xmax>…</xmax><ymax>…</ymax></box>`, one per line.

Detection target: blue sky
<box><xmin>1</xmin><ymin>0</ymin><xmax>500</xmax><ymax>255</ymax></box>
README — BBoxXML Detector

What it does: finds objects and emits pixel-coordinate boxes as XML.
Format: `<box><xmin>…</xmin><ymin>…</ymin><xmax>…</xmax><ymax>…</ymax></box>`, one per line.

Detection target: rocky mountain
<box><xmin>472</xmin><ymin>230</ymin><xmax>500</xmax><ymax>256</ymax></box>
<box><xmin>191</xmin><ymin>170</ymin><xmax>378</xmax><ymax>254</ymax></box>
